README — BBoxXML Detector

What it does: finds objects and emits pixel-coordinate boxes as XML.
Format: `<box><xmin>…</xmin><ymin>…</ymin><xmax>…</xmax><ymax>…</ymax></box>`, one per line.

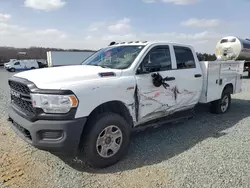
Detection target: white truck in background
<box><xmin>7</xmin><ymin>41</ymin><xmax>244</xmax><ymax>168</ymax></box>
<box><xmin>46</xmin><ymin>51</ymin><xmax>95</xmax><ymax>67</ymax></box>
<box><xmin>4</xmin><ymin>59</ymin><xmax>40</xmax><ymax>72</ymax></box>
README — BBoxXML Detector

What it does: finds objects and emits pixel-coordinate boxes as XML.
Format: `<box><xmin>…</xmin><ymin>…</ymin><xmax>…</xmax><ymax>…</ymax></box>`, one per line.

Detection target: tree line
<box><xmin>0</xmin><ymin>46</ymin><xmax>217</xmax><ymax>63</ymax></box>
<box><xmin>196</xmin><ymin>52</ymin><xmax>217</xmax><ymax>61</ymax></box>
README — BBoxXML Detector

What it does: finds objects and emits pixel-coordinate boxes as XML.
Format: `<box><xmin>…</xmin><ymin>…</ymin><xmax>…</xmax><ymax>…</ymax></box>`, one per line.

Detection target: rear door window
<box><xmin>173</xmin><ymin>46</ymin><xmax>196</xmax><ymax>69</ymax></box>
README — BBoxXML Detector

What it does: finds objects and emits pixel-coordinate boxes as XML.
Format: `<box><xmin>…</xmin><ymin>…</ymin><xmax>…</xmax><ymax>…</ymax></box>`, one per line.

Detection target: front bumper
<box><xmin>4</xmin><ymin>66</ymin><xmax>10</xmax><ymax>70</ymax></box>
<box><xmin>8</xmin><ymin>106</ymin><xmax>87</xmax><ymax>153</ymax></box>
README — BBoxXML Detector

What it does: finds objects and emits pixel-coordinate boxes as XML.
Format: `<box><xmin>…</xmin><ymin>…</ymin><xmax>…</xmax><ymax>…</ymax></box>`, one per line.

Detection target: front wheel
<box><xmin>210</xmin><ymin>90</ymin><xmax>231</xmax><ymax>114</ymax></box>
<box><xmin>79</xmin><ymin>112</ymin><xmax>131</xmax><ymax>168</ymax></box>
<box><xmin>9</xmin><ymin>68</ymin><xmax>15</xmax><ymax>72</ymax></box>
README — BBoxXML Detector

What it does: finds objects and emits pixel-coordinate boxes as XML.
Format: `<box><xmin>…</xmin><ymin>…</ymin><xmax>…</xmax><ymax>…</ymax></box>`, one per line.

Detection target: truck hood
<box><xmin>13</xmin><ymin>65</ymin><xmax>122</xmax><ymax>89</ymax></box>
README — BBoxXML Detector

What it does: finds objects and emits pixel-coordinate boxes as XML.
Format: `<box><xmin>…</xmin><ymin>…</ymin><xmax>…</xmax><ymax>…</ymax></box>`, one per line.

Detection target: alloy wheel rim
<box><xmin>96</xmin><ymin>125</ymin><xmax>123</xmax><ymax>158</ymax></box>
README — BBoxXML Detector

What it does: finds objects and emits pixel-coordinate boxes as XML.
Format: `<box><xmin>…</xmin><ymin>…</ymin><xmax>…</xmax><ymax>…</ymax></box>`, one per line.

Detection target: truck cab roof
<box><xmin>109</xmin><ymin>41</ymin><xmax>194</xmax><ymax>49</ymax></box>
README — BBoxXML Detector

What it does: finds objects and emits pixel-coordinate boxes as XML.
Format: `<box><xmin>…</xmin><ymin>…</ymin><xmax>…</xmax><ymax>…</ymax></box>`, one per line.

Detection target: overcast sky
<box><xmin>0</xmin><ymin>0</ymin><xmax>249</xmax><ymax>53</ymax></box>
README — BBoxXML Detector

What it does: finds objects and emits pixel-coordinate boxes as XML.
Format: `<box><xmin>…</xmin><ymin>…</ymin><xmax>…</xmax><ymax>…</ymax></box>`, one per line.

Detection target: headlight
<box><xmin>31</xmin><ymin>94</ymin><xmax>78</xmax><ymax>114</ymax></box>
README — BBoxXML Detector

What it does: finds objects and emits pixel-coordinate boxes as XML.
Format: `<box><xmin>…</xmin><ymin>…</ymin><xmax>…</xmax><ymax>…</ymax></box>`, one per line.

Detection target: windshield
<box><xmin>82</xmin><ymin>45</ymin><xmax>145</xmax><ymax>69</ymax></box>
<box><xmin>220</xmin><ymin>38</ymin><xmax>236</xmax><ymax>43</ymax></box>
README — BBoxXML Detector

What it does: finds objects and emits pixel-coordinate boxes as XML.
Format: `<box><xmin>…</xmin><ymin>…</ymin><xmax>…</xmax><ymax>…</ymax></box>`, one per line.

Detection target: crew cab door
<box><xmin>134</xmin><ymin>44</ymin><xmax>203</xmax><ymax>124</ymax></box>
<box><xmin>135</xmin><ymin>44</ymin><xmax>178</xmax><ymax>124</ymax></box>
<box><xmin>170</xmin><ymin>45</ymin><xmax>203</xmax><ymax>108</ymax></box>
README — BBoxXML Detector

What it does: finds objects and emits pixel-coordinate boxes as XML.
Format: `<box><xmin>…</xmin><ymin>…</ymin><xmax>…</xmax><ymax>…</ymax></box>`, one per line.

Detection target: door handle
<box><xmin>163</xmin><ymin>77</ymin><xmax>175</xmax><ymax>81</ymax></box>
<box><xmin>194</xmin><ymin>74</ymin><xmax>202</xmax><ymax>78</ymax></box>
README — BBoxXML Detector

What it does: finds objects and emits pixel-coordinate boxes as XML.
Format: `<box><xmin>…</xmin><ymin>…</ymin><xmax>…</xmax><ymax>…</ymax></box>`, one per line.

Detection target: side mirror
<box><xmin>136</xmin><ymin>68</ymin><xmax>141</xmax><ymax>74</ymax></box>
<box><xmin>144</xmin><ymin>63</ymin><xmax>161</xmax><ymax>72</ymax></box>
<box><xmin>136</xmin><ymin>64</ymin><xmax>161</xmax><ymax>74</ymax></box>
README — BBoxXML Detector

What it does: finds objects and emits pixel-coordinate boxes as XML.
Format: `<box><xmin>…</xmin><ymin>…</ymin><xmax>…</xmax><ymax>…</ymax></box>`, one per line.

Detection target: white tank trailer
<box><xmin>215</xmin><ymin>36</ymin><xmax>250</xmax><ymax>77</ymax></box>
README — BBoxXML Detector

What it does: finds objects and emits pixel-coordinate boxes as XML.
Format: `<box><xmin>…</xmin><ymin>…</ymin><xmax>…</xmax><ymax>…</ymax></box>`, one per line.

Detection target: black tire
<box><xmin>210</xmin><ymin>89</ymin><xmax>231</xmax><ymax>114</ymax></box>
<box><xmin>10</xmin><ymin>68</ymin><xmax>15</xmax><ymax>72</ymax></box>
<box><xmin>248</xmin><ymin>71</ymin><xmax>250</xmax><ymax>78</ymax></box>
<box><xmin>31</xmin><ymin>67</ymin><xmax>35</xmax><ymax>69</ymax></box>
<box><xmin>79</xmin><ymin>112</ymin><xmax>131</xmax><ymax>168</ymax></box>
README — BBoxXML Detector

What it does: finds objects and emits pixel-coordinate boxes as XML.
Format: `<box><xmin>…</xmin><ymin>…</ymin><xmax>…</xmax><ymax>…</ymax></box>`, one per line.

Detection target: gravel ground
<box><xmin>1</xmin><ymin>67</ymin><xmax>250</xmax><ymax>188</ymax></box>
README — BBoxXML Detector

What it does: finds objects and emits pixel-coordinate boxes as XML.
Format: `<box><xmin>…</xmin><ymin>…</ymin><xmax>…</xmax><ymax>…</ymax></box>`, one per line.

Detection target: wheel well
<box><xmin>87</xmin><ymin>101</ymin><xmax>134</xmax><ymax>128</ymax></box>
<box><xmin>223</xmin><ymin>83</ymin><xmax>233</xmax><ymax>94</ymax></box>
<box><xmin>78</xmin><ymin>101</ymin><xmax>134</xmax><ymax>150</ymax></box>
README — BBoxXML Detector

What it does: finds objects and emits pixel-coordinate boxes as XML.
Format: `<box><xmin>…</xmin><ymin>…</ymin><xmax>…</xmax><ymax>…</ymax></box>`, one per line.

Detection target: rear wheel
<box><xmin>79</xmin><ymin>112</ymin><xmax>131</xmax><ymax>168</ymax></box>
<box><xmin>210</xmin><ymin>89</ymin><xmax>231</xmax><ymax>114</ymax></box>
<box><xmin>31</xmin><ymin>67</ymin><xmax>35</xmax><ymax>69</ymax></box>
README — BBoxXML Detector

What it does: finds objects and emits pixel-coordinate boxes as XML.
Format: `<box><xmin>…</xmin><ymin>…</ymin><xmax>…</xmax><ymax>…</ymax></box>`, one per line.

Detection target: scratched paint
<box><xmin>134</xmin><ymin>85</ymin><xmax>140</xmax><ymax>122</ymax></box>
<box><xmin>132</xmin><ymin>72</ymin><xmax>197</xmax><ymax>125</ymax></box>
<box><xmin>126</xmin><ymin>103</ymin><xmax>137</xmax><ymax>124</ymax></box>
<box><xmin>126</xmin><ymin>86</ymin><xmax>135</xmax><ymax>91</ymax></box>
<box><xmin>125</xmin><ymin>85</ymin><xmax>140</xmax><ymax>124</ymax></box>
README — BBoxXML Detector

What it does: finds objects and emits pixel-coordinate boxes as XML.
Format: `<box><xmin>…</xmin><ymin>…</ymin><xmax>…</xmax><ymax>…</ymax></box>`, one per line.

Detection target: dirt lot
<box><xmin>1</xmin><ymin>67</ymin><xmax>250</xmax><ymax>188</ymax></box>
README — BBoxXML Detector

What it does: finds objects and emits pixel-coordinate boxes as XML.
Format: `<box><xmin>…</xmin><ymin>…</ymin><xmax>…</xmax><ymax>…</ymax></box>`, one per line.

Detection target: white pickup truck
<box><xmin>7</xmin><ymin>41</ymin><xmax>244</xmax><ymax>168</ymax></box>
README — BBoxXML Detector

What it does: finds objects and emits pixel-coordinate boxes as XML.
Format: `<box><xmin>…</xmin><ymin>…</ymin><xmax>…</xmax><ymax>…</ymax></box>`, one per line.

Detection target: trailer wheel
<box><xmin>79</xmin><ymin>112</ymin><xmax>131</xmax><ymax>168</ymax></box>
<box><xmin>210</xmin><ymin>89</ymin><xmax>231</xmax><ymax>114</ymax></box>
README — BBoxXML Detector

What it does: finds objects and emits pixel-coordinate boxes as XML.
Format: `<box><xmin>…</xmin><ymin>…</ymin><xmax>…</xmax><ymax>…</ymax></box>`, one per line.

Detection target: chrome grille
<box><xmin>9</xmin><ymin>80</ymin><xmax>30</xmax><ymax>95</ymax></box>
<box><xmin>9</xmin><ymin>80</ymin><xmax>36</xmax><ymax>116</ymax></box>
